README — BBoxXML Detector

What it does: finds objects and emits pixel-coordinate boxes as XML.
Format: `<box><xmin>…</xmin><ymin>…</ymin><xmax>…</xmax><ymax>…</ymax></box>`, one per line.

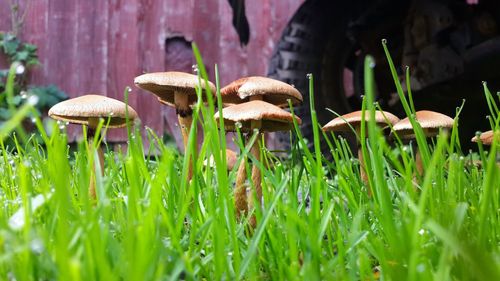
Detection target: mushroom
<box><xmin>322</xmin><ymin>110</ymin><xmax>399</xmax><ymax>186</ymax></box>
<box><xmin>48</xmin><ymin>94</ymin><xmax>138</xmax><ymax>199</ymax></box>
<box><xmin>392</xmin><ymin>110</ymin><xmax>454</xmax><ymax>176</ymax></box>
<box><xmin>220</xmin><ymin>76</ymin><xmax>303</xmax><ymax>107</ymax></box>
<box><xmin>203</xmin><ymin>149</ymin><xmax>238</xmax><ymax>172</ymax></box>
<box><xmin>134</xmin><ymin>71</ymin><xmax>216</xmax><ymax>179</ymax></box>
<box><xmin>214</xmin><ymin>100</ymin><xmax>301</xmax><ymax>226</ymax></box>
<box><xmin>471</xmin><ymin>130</ymin><xmax>500</xmax><ymax>167</ymax></box>
<box><xmin>471</xmin><ymin>130</ymin><xmax>496</xmax><ymax>145</ymax></box>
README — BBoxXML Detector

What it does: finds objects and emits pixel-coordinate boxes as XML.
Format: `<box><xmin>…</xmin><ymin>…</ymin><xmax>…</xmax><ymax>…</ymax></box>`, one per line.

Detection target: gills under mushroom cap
<box><xmin>322</xmin><ymin>110</ymin><xmax>400</xmax><ymax>132</ymax></box>
<box><xmin>48</xmin><ymin>94</ymin><xmax>138</xmax><ymax>128</ymax></box>
<box><xmin>214</xmin><ymin>100</ymin><xmax>302</xmax><ymax>132</ymax></box>
<box><xmin>134</xmin><ymin>71</ymin><xmax>216</xmax><ymax>107</ymax></box>
<box><xmin>221</xmin><ymin>76</ymin><xmax>302</xmax><ymax>107</ymax></box>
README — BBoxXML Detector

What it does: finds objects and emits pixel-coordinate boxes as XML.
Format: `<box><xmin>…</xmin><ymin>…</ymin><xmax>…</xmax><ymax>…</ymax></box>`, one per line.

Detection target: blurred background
<box><xmin>1</xmin><ymin>0</ymin><xmax>499</xmax><ymax>151</ymax></box>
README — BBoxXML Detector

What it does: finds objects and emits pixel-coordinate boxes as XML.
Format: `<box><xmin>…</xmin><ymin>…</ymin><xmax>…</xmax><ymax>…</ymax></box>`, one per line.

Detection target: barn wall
<box><xmin>0</xmin><ymin>0</ymin><xmax>305</xmax><ymax>147</ymax></box>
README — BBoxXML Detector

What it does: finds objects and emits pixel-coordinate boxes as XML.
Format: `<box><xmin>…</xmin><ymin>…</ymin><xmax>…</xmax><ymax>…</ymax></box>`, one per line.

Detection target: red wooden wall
<box><xmin>0</xmin><ymin>0</ymin><xmax>305</xmax><ymax>149</ymax></box>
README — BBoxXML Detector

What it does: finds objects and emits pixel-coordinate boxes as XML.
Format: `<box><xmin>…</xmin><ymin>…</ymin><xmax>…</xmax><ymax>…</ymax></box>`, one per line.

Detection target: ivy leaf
<box><xmin>23</xmin><ymin>44</ymin><xmax>37</xmax><ymax>52</ymax></box>
<box><xmin>2</xmin><ymin>35</ymin><xmax>20</xmax><ymax>56</ymax></box>
<box><xmin>29</xmin><ymin>85</ymin><xmax>68</xmax><ymax>109</ymax></box>
<box><xmin>0</xmin><ymin>108</ymin><xmax>12</xmax><ymax>120</ymax></box>
<box><xmin>14</xmin><ymin>50</ymin><xmax>29</xmax><ymax>61</ymax></box>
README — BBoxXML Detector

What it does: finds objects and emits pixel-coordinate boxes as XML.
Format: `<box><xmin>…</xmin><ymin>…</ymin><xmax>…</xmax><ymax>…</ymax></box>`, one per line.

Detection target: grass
<box><xmin>0</xmin><ymin>42</ymin><xmax>499</xmax><ymax>280</ymax></box>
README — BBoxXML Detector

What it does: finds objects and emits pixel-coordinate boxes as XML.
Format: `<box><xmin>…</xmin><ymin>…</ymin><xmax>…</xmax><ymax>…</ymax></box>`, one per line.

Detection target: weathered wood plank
<box><xmin>0</xmin><ymin>0</ymin><xmax>306</xmax><ymax>147</ymax></box>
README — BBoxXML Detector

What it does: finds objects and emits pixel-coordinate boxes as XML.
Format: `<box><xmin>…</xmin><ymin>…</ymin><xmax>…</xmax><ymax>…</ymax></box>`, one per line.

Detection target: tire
<box><xmin>268</xmin><ymin>0</ymin><xmax>357</xmax><ymax>150</ymax></box>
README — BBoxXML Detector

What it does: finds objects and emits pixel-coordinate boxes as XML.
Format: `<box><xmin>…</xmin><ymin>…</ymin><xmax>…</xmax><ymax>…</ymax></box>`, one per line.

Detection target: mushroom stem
<box><xmin>358</xmin><ymin>147</ymin><xmax>368</xmax><ymax>186</ymax></box>
<box><xmin>87</xmin><ymin>127</ymin><xmax>105</xmax><ymax>200</ymax></box>
<box><xmin>415</xmin><ymin>147</ymin><xmax>424</xmax><ymax>177</ymax></box>
<box><xmin>355</xmin><ymin>126</ymin><xmax>371</xmax><ymax>196</ymax></box>
<box><xmin>175</xmin><ymin>91</ymin><xmax>194</xmax><ymax>180</ymax></box>
<box><xmin>249</xmin><ymin>119</ymin><xmax>263</xmax><ymax>228</ymax></box>
<box><xmin>249</xmin><ymin>133</ymin><xmax>262</xmax><ymax>228</ymax></box>
<box><xmin>234</xmin><ymin>154</ymin><xmax>248</xmax><ymax>219</ymax></box>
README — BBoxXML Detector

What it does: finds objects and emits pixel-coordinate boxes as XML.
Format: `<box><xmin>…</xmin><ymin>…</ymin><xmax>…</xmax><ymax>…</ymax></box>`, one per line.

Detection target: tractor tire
<box><xmin>268</xmin><ymin>0</ymin><xmax>356</xmax><ymax>150</ymax></box>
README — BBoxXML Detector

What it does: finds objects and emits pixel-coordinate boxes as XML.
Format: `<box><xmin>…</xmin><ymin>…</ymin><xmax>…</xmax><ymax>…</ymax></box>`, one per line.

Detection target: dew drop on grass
<box><xmin>15</xmin><ymin>63</ymin><xmax>25</xmax><ymax>75</ymax></box>
<box><xmin>27</xmin><ymin>95</ymin><xmax>39</xmax><ymax>106</ymax></box>
<box><xmin>30</xmin><ymin>238</ymin><xmax>44</xmax><ymax>254</ymax></box>
<box><xmin>381</xmin><ymin>38</ymin><xmax>387</xmax><ymax>44</ymax></box>
<box><xmin>30</xmin><ymin>117</ymin><xmax>36</xmax><ymax>123</ymax></box>
<box><xmin>306</xmin><ymin>73</ymin><xmax>312</xmax><ymax>79</ymax></box>
<box><xmin>235</xmin><ymin>122</ymin><xmax>242</xmax><ymax>129</ymax></box>
<box><xmin>20</xmin><ymin>91</ymin><xmax>28</xmax><ymax>99</ymax></box>
<box><xmin>8</xmin><ymin>194</ymin><xmax>51</xmax><ymax>231</ymax></box>
<box><xmin>416</xmin><ymin>263</ymin><xmax>426</xmax><ymax>273</ymax></box>
<box><xmin>418</xmin><ymin>228</ymin><xmax>425</xmax><ymax>235</ymax></box>
<box><xmin>126</xmin><ymin>87</ymin><xmax>132</xmax><ymax>93</ymax></box>
<box><xmin>192</xmin><ymin>64</ymin><xmax>199</xmax><ymax>73</ymax></box>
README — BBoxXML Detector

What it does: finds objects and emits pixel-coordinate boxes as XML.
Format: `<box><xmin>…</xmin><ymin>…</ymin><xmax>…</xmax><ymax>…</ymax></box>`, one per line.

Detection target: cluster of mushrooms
<box><xmin>47</xmin><ymin>71</ymin><xmax>499</xmax><ymax>226</ymax></box>
<box><xmin>133</xmin><ymin>73</ymin><xmax>303</xmax><ymax>227</ymax></box>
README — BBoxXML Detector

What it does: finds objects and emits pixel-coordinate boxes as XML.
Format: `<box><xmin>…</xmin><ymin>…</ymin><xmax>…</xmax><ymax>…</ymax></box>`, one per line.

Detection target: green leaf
<box><xmin>14</xmin><ymin>50</ymin><xmax>29</xmax><ymax>61</ymax></box>
<box><xmin>2</xmin><ymin>36</ymin><xmax>20</xmax><ymax>56</ymax></box>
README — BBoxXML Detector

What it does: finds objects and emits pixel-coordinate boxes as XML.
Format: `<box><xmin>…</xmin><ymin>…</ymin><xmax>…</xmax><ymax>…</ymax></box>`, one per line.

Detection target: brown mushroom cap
<box><xmin>393</xmin><ymin>110</ymin><xmax>454</xmax><ymax>138</ymax></box>
<box><xmin>214</xmin><ymin>100</ymin><xmax>302</xmax><ymax>132</ymax></box>
<box><xmin>134</xmin><ymin>71</ymin><xmax>216</xmax><ymax>107</ymax></box>
<box><xmin>220</xmin><ymin>76</ymin><xmax>302</xmax><ymax>107</ymax></box>
<box><xmin>471</xmin><ymin>130</ymin><xmax>497</xmax><ymax>145</ymax></box>
<box><xmin>48</xmin><ymin>94</ymin><xmax>138</xmax><ymax>128</ymax></box>
<box><xmin>322</xmin><ymin>110</ymin><xmax>400</xmax><ymax>132</ymax></box>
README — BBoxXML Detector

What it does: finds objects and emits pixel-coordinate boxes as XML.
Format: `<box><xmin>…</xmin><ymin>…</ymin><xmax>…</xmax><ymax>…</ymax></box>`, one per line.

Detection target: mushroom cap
<box><xmin>220</xmin><ymin>76</ymin><xmax>302</xmax><ymax>107</ymax></box>
<box><xmin>134</xmin><ymin>71</ymin><xmax>216</xmax><ymax>107</ymax></box>
<box><xmin>214</xmin><ymin>100</ymin><xmax>302</xmax><ymax>132</ymax></box>
<box><xmin>322</xmin><ymin>110</ymin><xmax>400</xmax><ymax>132</ymax></box>
<box><xmin>471</xmin><ymin>130</ymin><xmax>497</xmax><ymax>145</ymax></box>
<box><xmin>48</xmin><ymin>94</ymin><xmax>138</xmax><ymax>128</ymax></box>
<box><xmin>393</xmin><ymin>110</ymin><xmax>454</xmax><ymax>138</ymax></box>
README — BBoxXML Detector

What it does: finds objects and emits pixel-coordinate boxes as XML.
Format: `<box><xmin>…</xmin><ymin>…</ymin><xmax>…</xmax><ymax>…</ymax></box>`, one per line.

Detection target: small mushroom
<box><xmin>134</xmin><ymin>71</ymin><xmax>216</xmax><ymax>179</ymax></box>
<box><xmin>323</xmin><ymin>110</ymin><xmax>399</xmax><ymax>186</ymax></box>
<box><xmin>471</xmin><ymin>130</ymin><xmax>500</xmax><ymax>167</ymax></box>
<box><xmin>392</xmin><ymin>110</ymin><xmax>454</xmax><ymax>176</ymax></box>
<box><xmin>48</xmin><ymin>94</ymin><xmax>138</xmax><ymax>199</ymax></box>
<box><xmin>471</xmin><ymin>130</ymin><xmax>496</xmax><ymax>145</ymax></box>
<box><xmin>215</xmin><ymin>100</ymin><xmax>301</xmax><ymax>227</ymax></box>
<box><xmin>203</xmin><ymin>149</ymin><xmax>238</xmax><ymax>172</ymax></box>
